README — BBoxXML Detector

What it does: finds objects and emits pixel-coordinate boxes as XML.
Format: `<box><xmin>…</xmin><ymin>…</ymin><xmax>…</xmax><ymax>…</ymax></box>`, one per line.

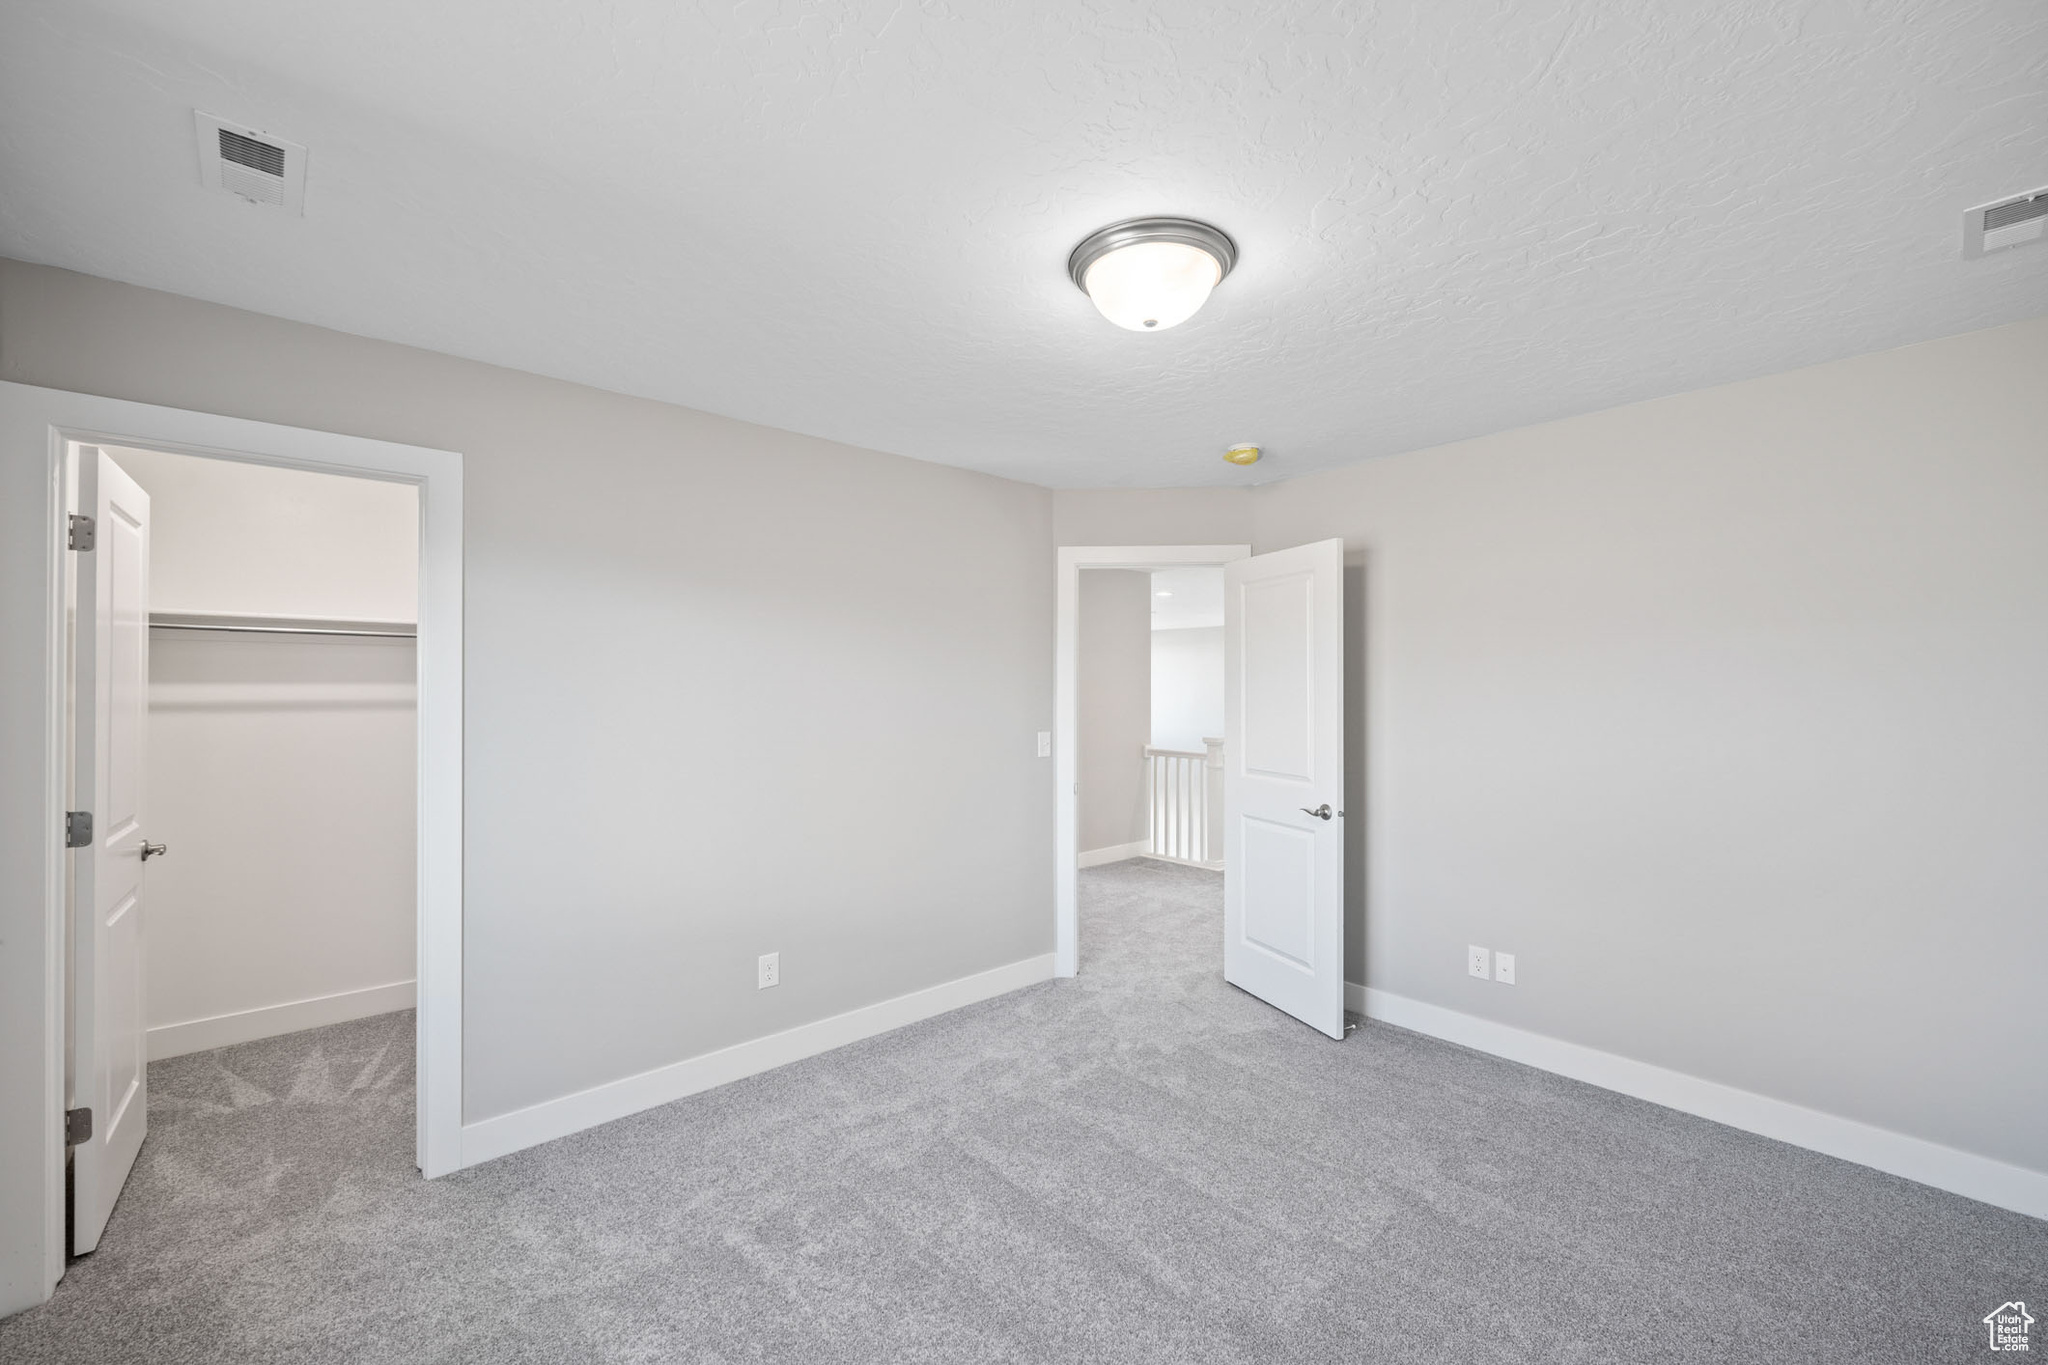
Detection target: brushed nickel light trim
<box><xmin>1067</xmin><ymin>216</ymin><xmax>1238</xmax><ymax>292</ymax></box>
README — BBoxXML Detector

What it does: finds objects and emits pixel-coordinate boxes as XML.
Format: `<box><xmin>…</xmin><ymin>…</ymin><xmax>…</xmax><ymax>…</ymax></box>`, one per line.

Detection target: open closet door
<box><xmin>1223</xmin><ymin>538</ymin><xmax>1345</xmax><ymax>1039</ymax></box>
<box><xmin>71</xmin><ymin>447</ymin><xmax>153</xmax><ymax>1253</ymax></box>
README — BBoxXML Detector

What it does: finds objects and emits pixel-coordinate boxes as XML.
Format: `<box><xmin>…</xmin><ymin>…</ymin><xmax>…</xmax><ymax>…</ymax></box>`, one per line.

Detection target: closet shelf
<box><xmin>148</xmin><ymin>612</ymin><xmax>417</xmax><ymax>639</ymax></box>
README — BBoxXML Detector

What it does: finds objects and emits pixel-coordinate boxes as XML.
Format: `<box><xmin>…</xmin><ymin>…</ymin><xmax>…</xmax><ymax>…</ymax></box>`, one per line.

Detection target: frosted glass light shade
<box><xmin>1068</xmin><ymin>218</ymin><xmax>1237</xmax><ymax>333</ymax></box>
<box><xmin>1081</xmin><ymin>241</ymin><xmax>1223</xmax><ymax>332</ymax></box>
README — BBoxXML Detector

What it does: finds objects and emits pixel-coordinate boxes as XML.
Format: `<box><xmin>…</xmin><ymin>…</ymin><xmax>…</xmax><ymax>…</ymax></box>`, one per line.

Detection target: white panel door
<box><xmin>1223</xmin><ymin>538</ymin><xmax>1345</xmax><ymax>1038</ymax></box>
<box><xmin>71</xmin><ymin>447</ymin><xmax>153</xmax><ymax>1254</ymax></box>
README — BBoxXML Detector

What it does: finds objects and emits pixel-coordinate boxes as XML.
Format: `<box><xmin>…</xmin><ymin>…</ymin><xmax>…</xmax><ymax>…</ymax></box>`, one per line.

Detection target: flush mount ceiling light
<box><xmin>1223</xmin><ymin>444</ymin><xmax>1261</xmax><ymax>466</ymax></box>
<box><xmin>1068</xmin><ymin>217</ymin><xmax>1237</xmax><ymax>332</ymax></box>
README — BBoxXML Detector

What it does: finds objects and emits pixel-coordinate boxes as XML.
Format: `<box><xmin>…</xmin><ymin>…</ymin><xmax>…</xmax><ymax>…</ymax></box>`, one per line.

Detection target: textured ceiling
<box><xmin>2</xmin><ymin>0</ymin><xmax>2044</xmax><ymax>489</ymax></box>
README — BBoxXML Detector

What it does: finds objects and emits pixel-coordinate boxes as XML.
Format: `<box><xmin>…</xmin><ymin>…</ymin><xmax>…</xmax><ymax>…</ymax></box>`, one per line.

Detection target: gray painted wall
<box><xmin>1077</xmin><ymin>570</ymin><xmax>1151</xmax><ymax>854</ymax></box>
<box><xmin>1052</xmin><ymin>486</ymin><xmax>1249</xmax><ymax>547</ymax></box>
<box><xmin>0</xmin><ymin>258</ymin><xmax>1056</xmax><ymax>1124</ymax></box>
<box><xmin>1254</xmin><ymin>316</ymin><xmax>2048</xmax><ymax>1173</ymax></box>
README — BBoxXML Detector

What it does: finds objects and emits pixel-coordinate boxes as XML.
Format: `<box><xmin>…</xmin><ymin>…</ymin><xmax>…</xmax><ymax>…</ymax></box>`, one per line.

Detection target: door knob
<box><xmin>141</xmin><ymin>841</ymin><xmax>168</xmax><ymax>860</ymax></box>
<box><xmin>1300</xmin><ymin>804</ymin><xmax>1334</xmax><ymax>821</ymax></box>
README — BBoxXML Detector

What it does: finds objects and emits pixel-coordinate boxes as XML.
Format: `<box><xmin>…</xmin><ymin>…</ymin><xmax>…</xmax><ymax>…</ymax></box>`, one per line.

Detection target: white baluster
<box><xmin>1179</xmin><ymin>755</ymin><xmax>1191</xmax><ymax>863</ymax></box>
<box><xmin>1196</xmin><ymin>740</ymin><xmax>1212</xmax><ymax>871</ymax></box>
<box><xmin>1171</xmin><ymin>753</ymin><xmax>1187</xmax><ymax>859</ymax></box>
<box><xmin>1151</xmin><ymin>749</ymin><xmax>1163</xmax><ymax>858</ymax></box>
<box><xmin>1147</xmin><ymin>750</ymin><xmax>1158</xmax><ymax>857</ymax></box>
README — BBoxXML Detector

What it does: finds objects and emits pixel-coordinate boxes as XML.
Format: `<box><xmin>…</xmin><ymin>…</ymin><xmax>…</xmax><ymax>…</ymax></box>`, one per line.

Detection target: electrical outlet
<box><xmin>1494</xmin><ymin>952</ymin><xmax>1516</xmax><ymax>985</ymax></box>
<box><xmin>757</xmin><ymin>952</ymin><xmax>779</xmax><ymax>989</ymax></box>
<box><xmin>1467</xmin><ymin>945</ymin><xmax>1491</xmax><ymax>979</ymax></box>
<box><xmin>1037</xmin><ymin>730</ymin><xmax>1052</xmax><ymax>758</ymax></box>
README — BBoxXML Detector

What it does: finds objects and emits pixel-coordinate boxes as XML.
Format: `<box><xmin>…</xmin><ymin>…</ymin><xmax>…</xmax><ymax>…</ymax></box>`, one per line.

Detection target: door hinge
<box><xmin>65</xmin><ymin>811</ymin><xmax>93</xmax><ymax>848</ymax></box>
<box><xmin>65</xmin><ymin>1108</ymin><xmax>92</xmax><ymax>1146</ymax></box>
<box><xmin>68</xmin><ymin>514</ymin><xmax>95</xmax><ymax>551</ymax></box>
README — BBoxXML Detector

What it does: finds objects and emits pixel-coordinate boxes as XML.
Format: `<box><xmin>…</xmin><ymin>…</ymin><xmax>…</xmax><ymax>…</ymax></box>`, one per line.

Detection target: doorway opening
<box><xmin>1056</xmin><ymin>538</ymin><xmax>1350</xmax><ymax>1040</ymax></box>
<box><xmin>1075</xmin><ymin>565</ymin><xmax>1227</xmax><ymax>874</ymax></box>
<box><xmin>62</xmin><ymin>441</ymin><xmax>424</xmax><ymax>1256</ymax></box>
<box><xmin>1053</xmin><ymin>545</ymin><xmax>1248</xmax><ymax>978</ymax></box>
<box><xmin>4</xmin><ymin>382</ymin><xmax>462</xmax><ymax>1312</ymax></box>
<box><xmin>1144</xmin><ymin>566</ymin><xmax>1227</xmax><ymax>869</ymax></box>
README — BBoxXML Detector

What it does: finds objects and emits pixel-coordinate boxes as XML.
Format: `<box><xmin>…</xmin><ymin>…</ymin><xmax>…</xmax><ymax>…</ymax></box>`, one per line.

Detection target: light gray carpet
<box><xmin>4</xmin><ymin>860</ymin><xmax>2041</xmax><ymax>1362</ymax></box>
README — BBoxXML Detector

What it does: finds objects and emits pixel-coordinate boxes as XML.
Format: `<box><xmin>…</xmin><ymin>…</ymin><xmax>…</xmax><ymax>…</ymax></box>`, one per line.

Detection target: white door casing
<box><xmin>1223</xmin><ymin>538</ymin><xmax>1346</xmax><ymax>1039</ymax></box>
<box><xmin>71</xmin><ymin>447</ymin><xmax>152</xmax><ymax>1253</ymax></box>
<box><xmin>1</xmin><ymin>383</ymin><xmax>461</xmax><ymax>1316</ymax></box>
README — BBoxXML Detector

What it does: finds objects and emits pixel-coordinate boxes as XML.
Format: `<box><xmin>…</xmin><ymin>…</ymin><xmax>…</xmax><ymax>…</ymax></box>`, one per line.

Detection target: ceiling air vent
<box><xmin>1963</xmin><ymin>186</ymin><xmax>2048</xmax><ymax>259</ymax></box>
<box><xmin>194</xmin><ymin>111</ymin><xmax>307</xmax><ymax>214</ymax></box>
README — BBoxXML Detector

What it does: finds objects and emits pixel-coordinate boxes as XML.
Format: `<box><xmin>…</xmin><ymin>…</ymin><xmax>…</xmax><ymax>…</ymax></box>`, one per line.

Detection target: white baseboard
<box><xmin>1347</xmin><ymin>984</ymin><xmax>2048</xmax><ymax>1222</ymax></box>
<box><xmin>461</xmin><ymin>953</ymin><xmax>1057</xmax><ymax>1169</ymax></box>
<box><xmin>148</xmin><ymin>980</ymin><xmax>415</xmax><ymax>1061</ymax></box>
<box><xmin>1078</xmin><ymin>841</ymin><xmax>1149</xmax><ymax>868</ymax></box>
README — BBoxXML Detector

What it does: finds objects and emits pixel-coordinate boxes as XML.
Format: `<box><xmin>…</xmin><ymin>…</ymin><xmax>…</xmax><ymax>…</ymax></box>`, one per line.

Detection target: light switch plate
<box><xmin>1037</xmin><ymin>730</ymin><xmax>1052</xmax><ymax>758</ymax></box>
<box><xmin>1494</xmin><ymin>952</ymin><xmax>1516</xmax><ymax>985</ymax></box>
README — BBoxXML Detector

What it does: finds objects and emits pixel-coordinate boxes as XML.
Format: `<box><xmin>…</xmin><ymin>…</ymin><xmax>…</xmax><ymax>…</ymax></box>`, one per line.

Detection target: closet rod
<box><xmin>147</xmin><ymin>612</ymin><xmax>417</xmax><ymax>639</ymax></box>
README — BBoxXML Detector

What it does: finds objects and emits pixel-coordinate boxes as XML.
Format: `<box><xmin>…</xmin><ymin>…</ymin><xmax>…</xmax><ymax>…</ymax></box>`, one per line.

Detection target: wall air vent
<box><xmin>1963</xmin><ymin>186</ymin><xmax>2048</xmax><ymax>259</ymax></box>
<box><xmin>195</xmin><ymin>111</ymin><xmax>307</xmax><ymax>214</ymax></box>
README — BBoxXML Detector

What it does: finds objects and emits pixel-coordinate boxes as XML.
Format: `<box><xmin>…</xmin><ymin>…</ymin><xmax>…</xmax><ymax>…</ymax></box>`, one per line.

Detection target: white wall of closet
<box><xmin>107</xmin><ymin>445</ymin><xmax>420</xmax><ymax>1059</ymax></box>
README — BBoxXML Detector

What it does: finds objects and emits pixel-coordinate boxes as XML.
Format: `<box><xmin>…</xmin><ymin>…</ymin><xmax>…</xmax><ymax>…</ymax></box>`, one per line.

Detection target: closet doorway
<box><xmin>66</xmin><ymin>442</ymin><xmax>423</xmax><ymax>1254</ymax></box>
<box><xmin>0</xmin><ymin>379</ymin><xmax>466</xmax><ymax>1315</ymax></box>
